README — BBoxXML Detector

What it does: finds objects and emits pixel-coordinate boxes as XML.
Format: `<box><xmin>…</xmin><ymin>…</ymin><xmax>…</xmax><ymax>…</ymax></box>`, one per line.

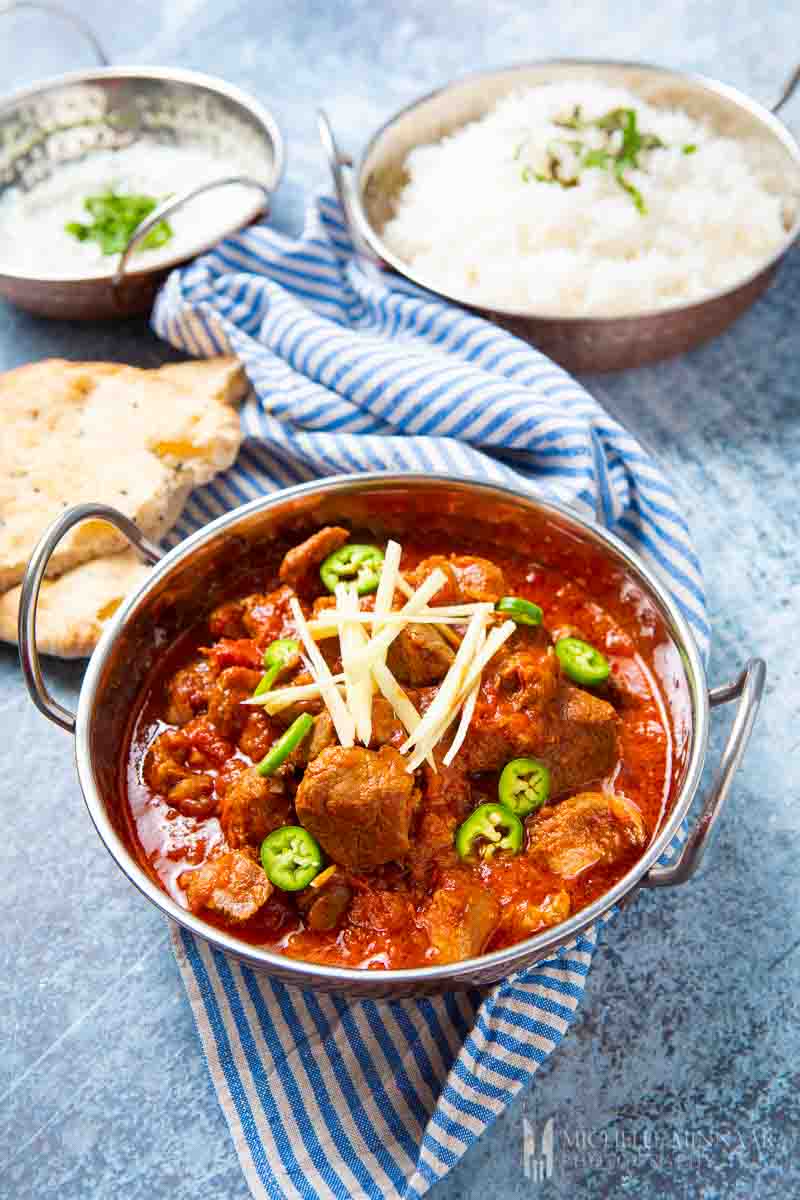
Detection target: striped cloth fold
<box><xmin>152</xmin><ymin>194</ymin><xmax>709</xmax><ymax>1200</ymax></box>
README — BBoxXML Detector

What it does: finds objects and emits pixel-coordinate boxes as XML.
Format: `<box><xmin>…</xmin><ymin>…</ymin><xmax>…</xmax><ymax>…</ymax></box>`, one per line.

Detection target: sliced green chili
<box><xmin>320</xmin><ymin>543</ymin><xmax>384</xmax><ymax>595</ymax></box>
<box><xmin>455</xmin><ymin>802</ymin><xmax>524</xmax><ymax>863</ymax></box>
<box><xmin>253</xmin><ymin>637</ymin><xmax>301</xmax><ymax>697</ymax></box>
<box><xmin>256</xmin><ymin>712</ymin><xmax>314</xmax><ymax>776</ymax></box>
<box><xmin>555</xmin><ymin>636</ymin><xmax>610</xmax><ymax>686</ymax></box>
<box><xmin>260</xmin><ymin>825</ymin><xmax>323</xmax><ymax>891</ymax></box>
<box><xmin>498</xmin><ymin>757</ymin><xmax>551</xmax><ymax>816</ymax></box>
<box><xmin>495</xmin><ymin>596</ymin><xmax>544</xmax><ymax>626</ymax></box>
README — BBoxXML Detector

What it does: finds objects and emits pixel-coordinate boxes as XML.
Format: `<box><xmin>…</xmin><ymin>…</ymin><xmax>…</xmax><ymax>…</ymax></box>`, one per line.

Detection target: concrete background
<box><xmin>1</xmin><ymin>2</ymin><xmax>797</xmax><ymax>1197</ymax></box>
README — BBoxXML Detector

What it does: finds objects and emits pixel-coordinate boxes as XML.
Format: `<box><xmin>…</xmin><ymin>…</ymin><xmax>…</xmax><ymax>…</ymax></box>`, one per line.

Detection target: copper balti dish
<box><xmin>319</xmin><ymin>59</ymin><xmax>800</xmax><ymax>372</ymax></box>
<box><xmin>18</xmin><ymin>476</ymin><xmax>764</xmax><ymax>998</ymax></box>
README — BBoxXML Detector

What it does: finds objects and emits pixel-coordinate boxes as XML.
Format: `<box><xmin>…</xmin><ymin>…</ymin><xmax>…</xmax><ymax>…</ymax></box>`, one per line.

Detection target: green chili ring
<box><xmin>256</xmin><ymin>712</ymin><xmax>314</xmax><ymax>776</ymax></box>
<box><xmin>498</xmin><ymin>757</ymin><xmax>551</xmax><ymax>816</ymax></box>
<box><xmin>455</xmin><ymin>802</ymin><xmax>524</xmax><ymax>863</ymax></box>
<box><xmin>495</xmin><ymin>596</ymin><xmax>544</xmax><ymax>626</ymax></box>
<box><xmin>260</xmin><ymin>826</ymin><xmax>323</xmax><ymax>891</ymax></box>
<box><xmin>253</xmin><ymin>637</ymin><xmax>301</xmax><ymax>697</ymax></box>
<box><xmin>320</xmin><ymin>543</ymin><xmax>385</xmax><ymax>595</ymax></box>
<box><xmin>555</xmin><ymin>636</ymin><xmax>611</xmax><ymax>686</ymax></box>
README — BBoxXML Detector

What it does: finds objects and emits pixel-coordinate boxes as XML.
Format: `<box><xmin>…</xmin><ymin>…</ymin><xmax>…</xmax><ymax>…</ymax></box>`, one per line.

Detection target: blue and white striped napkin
<box><xmin>152</xmin><ymin>195</ymin><xmax>709</xmax><ymax>1200</ymax></box>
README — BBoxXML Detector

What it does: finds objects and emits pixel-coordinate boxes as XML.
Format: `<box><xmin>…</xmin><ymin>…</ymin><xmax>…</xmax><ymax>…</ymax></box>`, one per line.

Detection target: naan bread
<box><xmin>155</xmin><ymin>357</ymin><xmax>250</xmax><ymax>402</ymax></box>
<box><xmin>0</xmin><ymin>551</ymin><xmax>152</xmax><ymax>658</ymax></box>
<box><xmin>0</xmin><ymin>356</ymin><xmax>248</xmax><ymax>591</ymax></box>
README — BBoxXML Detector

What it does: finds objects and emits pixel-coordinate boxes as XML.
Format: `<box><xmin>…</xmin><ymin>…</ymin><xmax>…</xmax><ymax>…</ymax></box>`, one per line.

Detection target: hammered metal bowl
<box><xmin>321</xmin><ymin>59</ymin><xmax>800</xmax><ymax>371</ymax></box>
<box><xmin>19</xmin><ymin>476</ymin><xmax>765</xmax><ymax>997</ymax></box>
<box><xmin>0</xmin><ymin>66</ymin><xmax>284</xmax><ymax>319</ymax></box>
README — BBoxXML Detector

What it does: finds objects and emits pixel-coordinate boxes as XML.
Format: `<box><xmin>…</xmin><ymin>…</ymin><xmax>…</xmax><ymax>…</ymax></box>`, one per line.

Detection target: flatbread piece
<box><xmin>0</xmin><ymin>355</ymin><xmax>248</xmax><ymax>590</ymax></box>
<box><xmin>0</xmin><ymin>551</ymin><xmax>152</xmax><ymax>658</ymax></box>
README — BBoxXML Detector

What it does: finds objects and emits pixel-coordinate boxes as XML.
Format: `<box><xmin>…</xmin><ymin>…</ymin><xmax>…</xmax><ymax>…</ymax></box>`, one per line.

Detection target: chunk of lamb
<box><xmin>450</xmin><ymin>554</ymin><xmax>507</xmax><ymax>602</ymax></box>
<box><xmin>240</xmin><ymin>586</ymin><xmax>297</xmax><ymax>642</ymax></box>
<box><xmin>460</xmin><ymin>682</ymin><xmax>618</xmax><ymax>797</ymax></box>
<box><xmin>410</xmin><ymin>755</ymin><xmax>472</xmax><ymax>881</ymax></box>
<box><xmin>306</xmin><ymin>711</ymin><xmax>338</xmax><ymax>759</ymax></box>
<box><xmin>478</xmin><ymin>851</ymin><xmax>572</xmax><ymax>944</ymax></box>
<box><xmin>491</xmin><ymin>625</ymin><xmax>560</xmax><ymax>712</ymax></box>
<box><xmin>208</xmin><ymin>599</ymin><xmax>248</xmax><ymax>639</ymax></box>
<box><xmin>219</xmin><ymin>765</ymin><xmax>292</xmax><ymax>849</ymax></box>
<box><xmin>144</xmin><ymin>728</ymin><xmax>217</xmax><ymax>818</ymax></box>
<box><xmin>528</xmin><ymin>791</ymin><xmax>646</xmax><ymax>879</ymax></box>
<box><xmin>424</xmin><ymin>753</ymin><xmax>472</xmax><ymax>811</ymax></box>
<box><xmin>271</xmin><ymin>672</ymin><xmax>325</xmax><ymax>727</ymax></box>
<box><xmin>165</xmin><ymin>657</ymin><xmax>218</xmax><ymax>725</ymax></box>
<box><xmin>421</xmin><ymin>868</ymin><xmax>501</xmax><ymax>964</ymax></box>
<box><xmin>237</xmin><ymin>710</ymin><xmax>276</xmax><ymax>762</ymax></box>
<box><xmin>499</xmin><ymin>888</ymin><xmax>572</xmax><ymax>943</ymax></box>
<box><xmin>547</xmin><ymin>686</ymin><xmax>620</xmax><ymax>796</ymax></box>
<box><xmin>386</xmin><ymin>622</ymin><xmax>455</xmax><ymax>685</ymax></box>
<box><xmin>413</xmin><ymin>554</ymin><xmax>507</xmax><ymax>603</ymax></box>
<box><xmin>209</xmin><ymin>586</ymin><xmax>296</xmax><ymax>643</ymax></box>
<box><xmin>296</xmin><ymin>868</ymin><xmax>353</xmax><ymax>931</ymax></box>
<box><xmin>294</xmin><ymin>711</ymin><xmax>339</xmax><ymax>765</ymax></box>
<box><xmin>180</xmin><ymin>849</ymin><xmax>272</xmax><ymax>923</ymax></box>
<box><xmin>294</xmin><ymin>745</ymin><xmax>418</xmax><ymax>869</ymax></box>
<box><xmin>290</xmin><ymin>699</ymin><xmax>403</xmax><ymax>756</ymax></box>
<box><xmin>202</xmin><ymin>638</ymin><xmax>263</xmax><ymax>672</ymax></box>
<box><xmin>278</xmin><ymin>526</ymin><xmax>350</xmax><ymax>590</ymax></box>
<box><xmin>369</xmin><ymin>697</ymin><xmax>406</xmax><ymax>749</ymax></box>
<box><xmin>207</xmin><ymin>666</ymin><xmax>262</xmax><ymax>739</ymax></box>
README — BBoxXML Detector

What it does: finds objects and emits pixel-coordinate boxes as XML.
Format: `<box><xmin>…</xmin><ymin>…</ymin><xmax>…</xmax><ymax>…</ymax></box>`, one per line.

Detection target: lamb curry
<box><xmin>124</xmin><ymin>522</ymin><xmax>680</xmax><ymax>969</ymax></box>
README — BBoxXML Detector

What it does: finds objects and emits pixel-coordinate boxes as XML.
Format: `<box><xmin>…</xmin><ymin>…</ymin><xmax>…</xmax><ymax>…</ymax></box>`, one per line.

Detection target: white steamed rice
<box><xmin>381</xmin><ymin>81</ymin><xmax>791</xmax><ymax>317</ymax></box>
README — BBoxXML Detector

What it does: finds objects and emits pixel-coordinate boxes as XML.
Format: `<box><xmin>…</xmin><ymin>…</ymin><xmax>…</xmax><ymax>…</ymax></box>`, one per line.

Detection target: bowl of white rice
<box><xmin>321</xmin><ymin>60</ymin><xmax>800</xmax><ymax>370</ymax></box>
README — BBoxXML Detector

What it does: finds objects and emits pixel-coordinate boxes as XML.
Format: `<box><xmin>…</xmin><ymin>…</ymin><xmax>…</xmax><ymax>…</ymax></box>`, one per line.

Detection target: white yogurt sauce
<box><xmin>0</xmin><ymin>141</ymin><xmax>262</xmax><ymax>278</ymax></box>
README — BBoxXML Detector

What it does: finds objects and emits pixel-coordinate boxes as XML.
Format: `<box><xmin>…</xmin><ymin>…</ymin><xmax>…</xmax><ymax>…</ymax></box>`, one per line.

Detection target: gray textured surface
<box><xmin>1</xmin><ymin>2</ymin><xmax>797</xmax><ymax>1198</ymax></box>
